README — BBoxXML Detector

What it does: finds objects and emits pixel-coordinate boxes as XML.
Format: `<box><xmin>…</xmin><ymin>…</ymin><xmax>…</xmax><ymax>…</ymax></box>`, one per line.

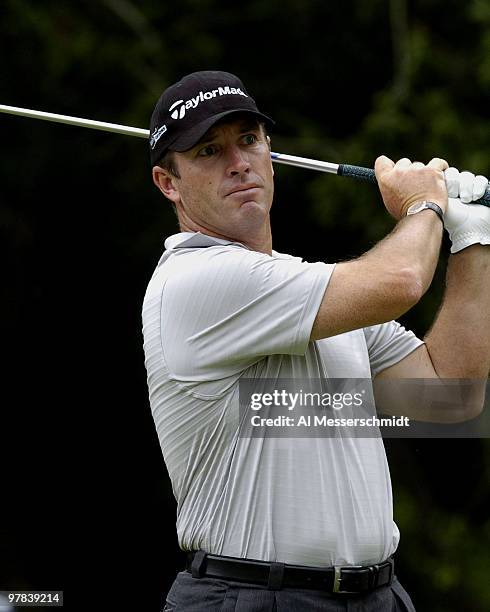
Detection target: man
<box><xmin>143</xmin><ymin>71</ymin><xmax>490</xmax><ymax>611</ymax></box>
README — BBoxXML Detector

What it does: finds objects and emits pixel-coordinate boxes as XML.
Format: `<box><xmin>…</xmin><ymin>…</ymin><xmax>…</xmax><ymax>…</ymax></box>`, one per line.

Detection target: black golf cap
<box><xmin>149</xmin><ymin>70</ymin><xmax>274</xmax><ymax>166</ymax></box>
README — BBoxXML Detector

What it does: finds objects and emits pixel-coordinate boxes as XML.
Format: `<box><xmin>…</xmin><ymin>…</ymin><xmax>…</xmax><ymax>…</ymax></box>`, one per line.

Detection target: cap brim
<box><xmin>169</xmin><ymin>109</ymin><xmax>275</xmax><ymax>152</ymax></box>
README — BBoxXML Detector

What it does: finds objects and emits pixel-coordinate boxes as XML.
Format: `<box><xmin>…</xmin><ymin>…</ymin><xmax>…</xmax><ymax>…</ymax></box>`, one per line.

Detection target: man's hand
<box><xmin>443</xmin><ymin>168</ymin><xmax>489</xmax><ymax>253</ymax></box>
<box><xmin>375</xmin><ymin>156</ymin><xmax>449</xmax><ymax>219</ymax></box>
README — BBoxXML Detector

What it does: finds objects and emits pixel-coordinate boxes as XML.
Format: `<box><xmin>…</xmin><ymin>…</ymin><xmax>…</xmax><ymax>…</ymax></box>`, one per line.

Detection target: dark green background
<box><xmin>1</xmin><ymin>1</ymin><xmax>489</xmax><ymax>610</ymax></box>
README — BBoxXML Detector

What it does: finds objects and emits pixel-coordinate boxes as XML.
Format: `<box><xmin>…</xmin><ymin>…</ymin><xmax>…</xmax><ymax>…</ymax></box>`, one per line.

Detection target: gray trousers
<box><xmin>162</xmin><ymin>570</ymin><xmax>416</xmax><ymax>611</ymax></box>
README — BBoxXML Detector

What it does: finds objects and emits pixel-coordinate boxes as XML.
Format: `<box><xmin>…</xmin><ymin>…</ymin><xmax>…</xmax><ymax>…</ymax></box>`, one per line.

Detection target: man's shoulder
<box><xmin>145</xmin><ymin>232</ymin><xmax>321</xmax><ymax>306</ymax></box>
<box><xmin>159</xmin><ymin>232</ymin><xmax>300</xmax><ymax>270</ymax></box>
<box><xmin>149</xmin><ymin>234</ymin><xmax>256</xmax><ymax>297</ymax></box>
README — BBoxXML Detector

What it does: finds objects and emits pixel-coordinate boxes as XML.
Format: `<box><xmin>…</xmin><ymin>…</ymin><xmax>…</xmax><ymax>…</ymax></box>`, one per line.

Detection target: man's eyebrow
<box><xmin>196</xmin><ymin>131</ymin><xmax>218</xmax><ymax>146</ymax></box>
<box><xmin>237</xmin><ymin>120</ymin><xmax>261</xmax><ymax>133</ymax></box>
<box><xmin>239</xmin><ymin>119</ymin><xmax>260</xmax><ymax>129</ymax></box>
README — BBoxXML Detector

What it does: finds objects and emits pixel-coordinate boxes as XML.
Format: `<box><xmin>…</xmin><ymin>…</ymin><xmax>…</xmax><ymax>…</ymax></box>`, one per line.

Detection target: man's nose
<box><xmin>226</xmin><ymin>146</ymin><xmax>250</xmax><ymax>176</ymax></box>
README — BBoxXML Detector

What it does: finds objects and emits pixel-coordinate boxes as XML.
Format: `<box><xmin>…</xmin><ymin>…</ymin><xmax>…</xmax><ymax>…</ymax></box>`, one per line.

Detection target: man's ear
<box><xmin>152</xmin><ymin>166</ymin><xmax>180</xmax><ymax>204</ymax></box>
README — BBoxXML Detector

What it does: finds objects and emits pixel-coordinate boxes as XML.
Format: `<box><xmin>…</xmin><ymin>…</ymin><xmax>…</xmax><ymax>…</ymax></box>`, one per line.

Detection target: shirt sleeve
<box><xmin>363</xmin><ymin>321</ymin><xmax>424</xmax><ymax>378</ymax></box>
<box><xmin>162</xmin><ymin>246</ymin><xmax>334</xmax><ymax>382</ymax></box>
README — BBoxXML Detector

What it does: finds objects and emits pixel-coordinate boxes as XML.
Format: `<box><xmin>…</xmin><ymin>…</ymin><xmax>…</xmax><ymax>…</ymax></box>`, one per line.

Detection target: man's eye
<box><xmin>197</xmin><ymin>145</ymin><xmax>217</xmax><ymax>157</ymax></box>
<box><xmin>243</xmin><ymin>134</ymin><xmax>258</xmax><ymax>145</ymax></box>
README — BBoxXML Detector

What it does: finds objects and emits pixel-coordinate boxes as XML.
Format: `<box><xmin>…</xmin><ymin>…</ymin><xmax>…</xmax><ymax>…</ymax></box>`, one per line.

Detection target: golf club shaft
<box><xmin>0</xmin><ymin>104</ymin><xmax>149</xmax><ymax>138</ymax></box>
<box><xmin>1</xmin><ymin>103</ymin><xmax>489</xmax><ymax>207</ymax></box>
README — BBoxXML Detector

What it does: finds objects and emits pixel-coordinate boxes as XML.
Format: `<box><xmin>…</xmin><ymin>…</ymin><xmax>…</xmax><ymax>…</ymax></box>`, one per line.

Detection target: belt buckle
<box><xmin>332</xmin><ymin>565</ymin><xmax>362</xmax><ymax>594</ymax></box>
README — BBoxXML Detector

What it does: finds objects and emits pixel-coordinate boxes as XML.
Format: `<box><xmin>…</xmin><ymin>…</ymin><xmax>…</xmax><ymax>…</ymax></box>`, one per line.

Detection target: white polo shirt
<box><xmin>142</xmin><ymin>232</ymin><xmax>423</xmax><ymax>566</ymax></box>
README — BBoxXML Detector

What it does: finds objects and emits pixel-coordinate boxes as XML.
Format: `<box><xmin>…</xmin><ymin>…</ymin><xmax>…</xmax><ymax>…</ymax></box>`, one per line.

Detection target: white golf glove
<box><xmin>444</xmin><ymin>167</ymin><xmax>488</xmax><ymax>203</ymax></box>
<box><xmin>443</xmin><ymin>167</ymin><xmax>490</xmax><ymax>253</ymax></box>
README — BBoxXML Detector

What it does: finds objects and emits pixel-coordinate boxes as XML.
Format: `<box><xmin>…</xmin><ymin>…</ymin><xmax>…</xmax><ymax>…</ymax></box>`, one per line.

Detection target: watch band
<box><xmin>406</xmin><ymin>200</ymin><xmax>444</xmax><ymax>224</ymax></box>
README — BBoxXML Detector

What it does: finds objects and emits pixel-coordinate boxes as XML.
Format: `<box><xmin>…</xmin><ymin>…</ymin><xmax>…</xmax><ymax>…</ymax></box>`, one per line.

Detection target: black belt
<box><xmin>185</xmin><ymin>551</ymin><xmax>394</xmax><ymax>594</ymax></box>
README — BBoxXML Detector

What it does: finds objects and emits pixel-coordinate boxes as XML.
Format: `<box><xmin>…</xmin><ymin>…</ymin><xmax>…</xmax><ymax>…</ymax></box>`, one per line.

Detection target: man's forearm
<box><xmin>424</xmin><ymin>244</ymin><xmax>490</xmax><ymax>378</ymax></box>
<box><xmin>368</xmin><ymin>210</ymin><xmax>444</xmax><ymax>296</ymax></box>
<box><xmin>311</xmin><ymin>211</ymin><xmax>444</xmax><ymax>340</ymax></box>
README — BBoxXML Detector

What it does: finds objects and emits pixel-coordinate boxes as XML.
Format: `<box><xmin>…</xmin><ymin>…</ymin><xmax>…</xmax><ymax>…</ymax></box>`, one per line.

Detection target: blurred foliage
<box><xmin>1</xmin><ymin>1</ymin><xmax>489</xmax><ymax>611</ymax></box>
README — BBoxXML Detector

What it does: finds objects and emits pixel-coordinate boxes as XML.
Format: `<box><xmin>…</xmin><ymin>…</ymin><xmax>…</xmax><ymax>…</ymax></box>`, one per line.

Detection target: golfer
<box><xmin>142</xmin><ymin>71</ymin><xmax>490</xmax><ymax>611</ymax></box>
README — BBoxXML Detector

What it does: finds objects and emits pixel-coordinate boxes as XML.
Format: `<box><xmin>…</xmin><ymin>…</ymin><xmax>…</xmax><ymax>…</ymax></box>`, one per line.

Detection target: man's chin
<box><xmin>237</xmin><ymin>196</ymin><xmax>271</xmax><ymax>211</ymax></box>
<box><xmin>239</xmin><ymin>199</ymin><xmax>262</xmax><ymax>209</ymax></box>
<box><xmin>230</xmin><ymin>200</ymin><xmax>269</xmax><ymax>228</ymax></box>
<box><xmin>236</xmin><ymin>201</ymin><xmax>271</xmax><ymax>225</ymax></box>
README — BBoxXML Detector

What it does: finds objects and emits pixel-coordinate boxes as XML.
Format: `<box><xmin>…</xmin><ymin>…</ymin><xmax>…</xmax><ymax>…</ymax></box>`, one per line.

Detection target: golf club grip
<box><xmin>338</xmin><ymin>164</ymin><xmax>377</xmax><ymax>184</ymax></box>
<box><xmin>338</xmin><ymin>164</ymin><xmax>490</xmax><ymax>207</ymax></box>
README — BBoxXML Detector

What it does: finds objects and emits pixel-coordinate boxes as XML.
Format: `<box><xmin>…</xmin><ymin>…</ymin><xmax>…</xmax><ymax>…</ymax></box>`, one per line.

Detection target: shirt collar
<box><xmin>164</xmin><ymin>232</ymin><xmax>243</xmax><ymax>250</ymax></box>
<box><xmin>161</xmin><ymin>231</ymin><xmax>295</xmax><ymax>261</ymax></box>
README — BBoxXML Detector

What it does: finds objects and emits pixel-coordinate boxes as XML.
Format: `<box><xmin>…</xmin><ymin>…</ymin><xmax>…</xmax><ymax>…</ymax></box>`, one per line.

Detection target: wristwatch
<box><xmin>406</xmin><ymin>200</ymin><xmax>444</xmax><ymax>223</ymax></box>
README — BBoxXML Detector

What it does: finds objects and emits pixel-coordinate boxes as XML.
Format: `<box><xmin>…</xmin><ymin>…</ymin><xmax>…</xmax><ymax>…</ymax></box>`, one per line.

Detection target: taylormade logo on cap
<box><xmin>169</xmin><ymin>86</ymin><xmax>248</xmax><ymax>121</ymax></box>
